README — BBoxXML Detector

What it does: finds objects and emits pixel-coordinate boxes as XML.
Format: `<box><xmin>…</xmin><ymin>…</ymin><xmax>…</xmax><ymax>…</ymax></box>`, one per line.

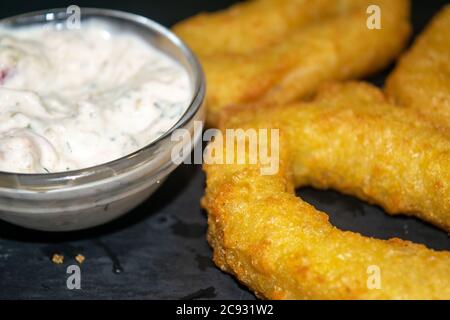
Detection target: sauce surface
<box><xmin>0</xmin><ymin>21</ymin><xmax>191</xmax><ymax>174</ymax></box>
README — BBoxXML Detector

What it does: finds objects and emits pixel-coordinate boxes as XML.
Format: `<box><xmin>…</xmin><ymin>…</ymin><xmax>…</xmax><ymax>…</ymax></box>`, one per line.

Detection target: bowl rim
<box><xmin>0</xmin><ymin>7</ymin><xmax>205</xmax><ymax>185</ymax></box>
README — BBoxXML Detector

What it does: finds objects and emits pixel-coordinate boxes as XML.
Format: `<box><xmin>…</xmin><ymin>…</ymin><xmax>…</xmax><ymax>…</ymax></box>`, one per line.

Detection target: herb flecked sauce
<box><xmin>0</xmin><ymin>21</ymin><xmax>191</xmax><ymax>173</ymax></box>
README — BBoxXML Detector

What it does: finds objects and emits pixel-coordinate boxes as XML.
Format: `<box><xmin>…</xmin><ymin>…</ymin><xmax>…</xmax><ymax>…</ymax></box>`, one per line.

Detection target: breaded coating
<box><xmin>173</xmin><ymin>0</ymin><xmax>392</xmax><ymax>56</ymax></box>
<box><xmin>203</xmin><ymin>83</ymin><xmax>450</xmax><ymax>299</ymax></box>
<box><xmin>386</xmin><ymin>5</ymin><xmax>450</xmax><ymax>127</ymax></box>
<box><xmin>174</xmin><ymin>0</ymin><xmax>411</xmax><ymax>125</ymax></box>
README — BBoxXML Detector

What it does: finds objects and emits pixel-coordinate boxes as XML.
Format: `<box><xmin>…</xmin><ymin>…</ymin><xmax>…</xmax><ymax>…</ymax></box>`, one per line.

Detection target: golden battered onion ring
<box><xmin>386</xmin><ymin>5</ymin><xmax>450</xmax><ymax>127</ymax></box>
<box><xmin>203</xmin><ymin>82</ymin><xmax>450</xmax><ymax>300</ymax></box>
<box><xmin>173</xmin><ymin>0</ymin><xmax>402</xmax><ymax>56</ymax></box>
<box><xmin>174</xmin><ymin>0</ymin><xmax>411</xmax><ymax>125</ymax></box>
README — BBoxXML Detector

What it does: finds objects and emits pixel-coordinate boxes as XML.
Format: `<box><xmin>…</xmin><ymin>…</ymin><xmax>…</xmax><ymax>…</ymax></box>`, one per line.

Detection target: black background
<box><xmin>0</xmin><ymin>0</ymin><xmax>449</xmax><ymax>300</ymax></box>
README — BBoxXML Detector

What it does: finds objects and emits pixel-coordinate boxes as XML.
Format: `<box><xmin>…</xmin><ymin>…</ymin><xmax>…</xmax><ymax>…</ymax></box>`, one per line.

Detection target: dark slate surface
<box><xmin>0</xmin><ymin>0</ymin><xmax>449</xmax><ymax>300</ymax></box>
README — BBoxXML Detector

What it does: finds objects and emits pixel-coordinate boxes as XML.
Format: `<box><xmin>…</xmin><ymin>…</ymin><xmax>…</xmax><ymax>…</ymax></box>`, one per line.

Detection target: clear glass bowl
<box><xmin>0</xmin><ymin>8</ymin><xmax>205</xmax><ymax>231</ymax></box>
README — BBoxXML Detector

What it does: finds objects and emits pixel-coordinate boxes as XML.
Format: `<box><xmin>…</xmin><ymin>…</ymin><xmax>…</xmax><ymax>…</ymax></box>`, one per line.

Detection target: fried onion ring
<box><xmin>386</xmin><ymin>5</ymin><xmax>450</xmax><ymax>127</ymax></box>
<box><xmin>174</xmin><ymin>0</ymin><xmax>411</xmax><ymax>125</ymax></box>
<box><xmin>203</xmin><ymin>82</ymin><xmax>450</xmax><ymax>299</ymax></box>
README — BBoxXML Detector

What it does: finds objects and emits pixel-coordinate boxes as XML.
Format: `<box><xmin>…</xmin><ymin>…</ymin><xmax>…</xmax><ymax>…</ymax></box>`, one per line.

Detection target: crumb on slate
<box><xmin>51</xmin><ymin>254</ymin><xmax>64</xmax><ymax>264</ymax></box>
<box><xmin>75</xmin><ymin>254</ymin><xmax>85</xmax><ymax>264</ymax></box>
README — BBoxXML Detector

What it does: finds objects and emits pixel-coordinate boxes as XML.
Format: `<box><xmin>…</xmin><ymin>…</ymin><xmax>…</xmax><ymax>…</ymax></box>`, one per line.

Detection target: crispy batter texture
<box><xmin>203</xmin><ymin>82</ymin><xmax>450</xmax><ymax>299</ymax></box>
<box><xmin>174</xmin><ymin>0</ymin><xmax>411</xmax><ymax>125</ymax></box>
<box><xmin>386</xmin><ymin>5</ymin><xmax>450</xmax><ymax>127</ymax></box>
<box><xmin>173</xmin><ymin>0</ymin><xmax>392</xmax><ymax>56</ymax></box>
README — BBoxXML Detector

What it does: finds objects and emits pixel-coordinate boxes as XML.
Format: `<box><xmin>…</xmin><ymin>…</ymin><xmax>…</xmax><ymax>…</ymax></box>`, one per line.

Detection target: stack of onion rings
<box><xmin>177</xmin><ymin>0</ymin><xmax>450</xmax><ymax>299</ymax></box>
<box><xmin>203</xmin><ymin>82</ymin><xmax>450</xmax><ymax>299</ymax></box>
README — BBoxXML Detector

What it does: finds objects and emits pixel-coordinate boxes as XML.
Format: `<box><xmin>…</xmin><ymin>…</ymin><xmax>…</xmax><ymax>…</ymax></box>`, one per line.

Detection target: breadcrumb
<box><xmin>51</xmin><ymin>254</ymin><xmax>64</xmax><ymax>264</ymax></box>
<box><xmin>75</xmin><ymin>254</ymin><xmax>85</xmax><ymax>264</ymax></box>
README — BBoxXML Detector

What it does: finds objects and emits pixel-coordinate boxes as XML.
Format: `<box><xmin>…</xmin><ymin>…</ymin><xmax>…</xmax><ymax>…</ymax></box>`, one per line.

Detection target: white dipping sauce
<box><xmin>0</xmin><ymin>21</ymin><xmax>191</xmax><ymax>173</ymax></box>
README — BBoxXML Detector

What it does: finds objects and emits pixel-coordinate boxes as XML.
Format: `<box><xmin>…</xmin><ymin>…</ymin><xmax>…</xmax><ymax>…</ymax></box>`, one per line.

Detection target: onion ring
<box><xmin>203</xmin><ymin>82</ymin><xmax>450</xmax><ymax>299</ymax></box>
<box><xmin>386</xmin><ymin>5</ymin><xmax>450</xmax><ymax>127</ymax></box>
<box><xmin>174</xmin><ymin>0</ymin><xmax>411</xmax><ymax>125</ymax></box>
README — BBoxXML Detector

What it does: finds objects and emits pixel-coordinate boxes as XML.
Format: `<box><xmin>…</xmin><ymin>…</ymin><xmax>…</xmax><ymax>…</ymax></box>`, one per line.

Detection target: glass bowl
<box><xmin>0</xmin><ymin>8</ymin><xmax>205</xmax><ymax>231</ymax></box>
